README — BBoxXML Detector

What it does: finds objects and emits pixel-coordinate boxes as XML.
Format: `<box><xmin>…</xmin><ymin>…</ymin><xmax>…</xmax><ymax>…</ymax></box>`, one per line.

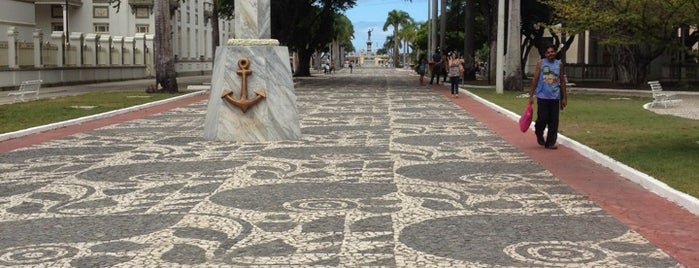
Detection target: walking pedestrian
<box><xmin>349</xmin><ymin>62</ymin><xmax>353</xmax><ymax>73</ymax></box>
<box><xmin>528</xmin><ymin>45</ymin><xmax>568</xmax><ymax>150</ymax></box>
<box><xmin>417</xmin><ymin>56</ymin><xmax>427</xmax><ymax>85</ymax></box>
<box><xmin>447</xmin><ymin>52</ymin><xmax>463</xmax><ymax>97</ymax></box>
<box><xmin>441</xmin><ymin>51</ymin><xmax>449</xmax><ymax>83</ymax></box>
<box><xmin>429</xmin><ymin>49</ymin><xmax>443</xmax><ymax>85</ymax></box>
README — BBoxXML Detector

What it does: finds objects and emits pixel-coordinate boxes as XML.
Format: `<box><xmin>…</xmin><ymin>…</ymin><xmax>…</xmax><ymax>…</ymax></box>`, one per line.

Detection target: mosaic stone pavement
<box><xmin>0</xmin><ymin>68</ymin><xmax>682</xmax><ymax>267</ymax></box>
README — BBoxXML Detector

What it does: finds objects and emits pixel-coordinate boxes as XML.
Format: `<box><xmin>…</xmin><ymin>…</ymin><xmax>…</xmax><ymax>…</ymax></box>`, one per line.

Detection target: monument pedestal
<box><xmin>203</xmin><ymin>41</ymin><xmax>301</xmax><ymax>142</ymax></box>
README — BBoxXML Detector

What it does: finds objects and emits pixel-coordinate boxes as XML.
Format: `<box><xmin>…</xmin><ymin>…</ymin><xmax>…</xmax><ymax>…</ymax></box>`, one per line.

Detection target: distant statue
<box><xmin>368</xmin><ymin>28</ymin><xmax>372</xmax><ymax>41</ymax></box>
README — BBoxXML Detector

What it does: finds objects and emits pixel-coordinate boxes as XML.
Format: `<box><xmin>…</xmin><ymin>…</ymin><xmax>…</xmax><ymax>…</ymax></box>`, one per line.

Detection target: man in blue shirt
<box><xmin>528</xmin><ymin>45</ymin><xmax>568</xmax><ymax>150</ymax></box>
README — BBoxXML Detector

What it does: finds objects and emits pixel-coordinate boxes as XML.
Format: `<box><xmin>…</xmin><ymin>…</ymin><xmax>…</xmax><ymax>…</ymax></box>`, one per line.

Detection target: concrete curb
<box><xmin>0</xmin><ymin>90</ymin><xmax>207</xmax><ymax>142</ymax></box>
<box><xmin>463</xmin><ymin>90</ymin><xmax>699</xmax><ymax>216</ymax></box>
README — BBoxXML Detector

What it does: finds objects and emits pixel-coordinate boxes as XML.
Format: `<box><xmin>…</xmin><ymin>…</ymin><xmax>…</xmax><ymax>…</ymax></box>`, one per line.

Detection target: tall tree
<box><xmin>440</xmin><ymin>0</ymin><xmax>447</xmax><ymax>49</ymax></box>
<box><xmin>383</xmin><ymin>10</ymin><xmax>413</xmax><ymax>67</ymax></box>
<box><xmin>398</xmin><ymin>22</ymin><xmax>417</xmax><ymax>65</ymax></box>
<box><xmin>334</xmin><ymin>14</ymin><xmax>355</xmax><ymax>49</ymax></box>
<box><xmin>504</xmin><ymin>0</ymin><xmax>522</xmax><ymax>91</ymax></box>
<box><xmin>484</xmin><ymin>0</ymin><xmax>498</xmax><ymax>82</ymax></box>
<box><xmin>462</xmin><ymin>0</ymin><xmax>476</xmax><ymax>80</ymax></box>
<box><xmin>109</xmin><ymin>0</ymin><xmax>178</xmax><ymax>92</ymax></box>
<box><xmin>154</xmin><ymin>0</ymin><xmax>178</xmax><ymax>92</ymax></box>
<box><xmin>334</xmin><ymin>13</ymin><xmax>355</xmax><ymax>66</ymax></box>
<box><xmin>547</xmin><ymin>0</ymin><xmax>699</xmax><ymax>84</ymax></box>
<box><xmin>521</xmin><ymin>0</ymin><xmax>575</xmax><ymax>65</ymax></box>
<box><xmin>271</xmin><ymin>0</ymin><xmax>356</xmax><ymax>76</ymax></box>
<box><xmin>213</xmin><ymin>0</ymin><xmax>235</xmax><ymax>66</ymax></box>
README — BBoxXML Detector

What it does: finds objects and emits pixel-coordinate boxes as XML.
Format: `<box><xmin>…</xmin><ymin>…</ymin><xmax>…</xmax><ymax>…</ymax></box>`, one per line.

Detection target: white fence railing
<box><xmin>1</xmin><ymin>27</ymin><xmax>214</xmax><ymax>88</ymax></box>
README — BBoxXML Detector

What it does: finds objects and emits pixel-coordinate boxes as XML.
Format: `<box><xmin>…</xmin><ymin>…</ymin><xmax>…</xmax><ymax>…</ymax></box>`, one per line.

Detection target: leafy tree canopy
<box><xmin>271</xmin><ymin>0</ymin><xmax>356</xmax><ymax>51</ymax></box>
<box><xmin>546</xmin><ymin>0</ymin><xmax>698</xmax><ymax>52</ymax></box>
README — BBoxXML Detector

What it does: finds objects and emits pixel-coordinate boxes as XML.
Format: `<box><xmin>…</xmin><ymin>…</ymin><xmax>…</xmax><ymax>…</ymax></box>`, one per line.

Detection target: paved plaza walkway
<box><xmin>0</xmin><ymin>68</ymin><xmax>698</xmax><ymax>267</ymax></box>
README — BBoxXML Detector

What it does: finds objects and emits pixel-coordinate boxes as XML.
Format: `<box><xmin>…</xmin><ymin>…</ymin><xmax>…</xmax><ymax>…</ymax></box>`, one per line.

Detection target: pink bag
<box><xmin>519</xmin><ymin>103</ymin><xmax>533</xmax><ymax>133</ymax></box>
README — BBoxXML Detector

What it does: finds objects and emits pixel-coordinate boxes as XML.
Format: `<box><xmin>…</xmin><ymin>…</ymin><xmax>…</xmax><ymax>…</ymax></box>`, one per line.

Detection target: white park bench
<box><xmin>186</xmin><ymin>84</ymin><xmax>211</xmax><ymax>91</ymax></box>
<box><xmin>647</xmin><ymin>81</ymin><xmax>682</xmax><ymax>108</ymax></box>
<box><xmin>8</xmin><ymin>79</ymin><xmax>43</xmax><ymax>102</ymax></box>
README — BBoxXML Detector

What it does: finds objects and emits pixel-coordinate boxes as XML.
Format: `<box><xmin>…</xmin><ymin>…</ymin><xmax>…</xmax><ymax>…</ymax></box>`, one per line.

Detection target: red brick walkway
<box><xmin>435</xmin><ymin>85</ymin><xmax>699</xmax><ymax>268</ymax></box>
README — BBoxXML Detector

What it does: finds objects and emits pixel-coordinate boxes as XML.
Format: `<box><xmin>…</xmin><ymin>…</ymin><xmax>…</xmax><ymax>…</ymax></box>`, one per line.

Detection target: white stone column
<box><xmin>234</xmin><ymin>0</ymin><xmax>271</xmax><ymax>39</ymax></box>
<box><xmin>69</xmin><ymin>32</ymin><xmax>83</xmax><ymax>67</ymax></box>
<box><xmin>85</xmin><ymin>33</ymin><xmax>98</xmax><ymax>66</ymax></box>
<box><xmin>112</xmin><ymin>36</ymin><xmax>123</xmax><ymax>66</ymax></box>
<box><xmin>99</xmin><ymin>34</ymin><xmax>111</xmax><ymax>66</ymax></box>
<box><xmin>51</xmin><ymin>31</ymin><xmax>64</xmax><ymax>67</ymax></box>
<box><xmin>7</xmin><ymin>27</ymin><xmax>18</xmax><ymax>69</ymax></box>
<box><xmin>134</xmin><ymin>33</ymin><xmax>146</xmax><ymax>65</ymax></box>
<box><xmin>205</xmin><ymin>0</ymin><xmax>300</xmax><ymax>142</ymax></box>
<box><xmin>124</xmin><ymin>36</ymin><xmax>134</xmax><ymax>65</ymax></box>
<box><xmin>33</xmin><ymin>29</ymin><xmax>43</xmax><ymax>68</ymax></box>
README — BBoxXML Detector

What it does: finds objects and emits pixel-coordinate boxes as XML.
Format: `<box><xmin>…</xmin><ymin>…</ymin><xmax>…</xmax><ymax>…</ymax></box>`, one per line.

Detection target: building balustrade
<box><xmin>1</xmin><ymin>27</ymin><xmax>154</xmax><ymax>70</ymax></box>
<box><xmin>34</xmin><ymin>0</ymin><xmax>83</xmax><ymax>7</ymax></box>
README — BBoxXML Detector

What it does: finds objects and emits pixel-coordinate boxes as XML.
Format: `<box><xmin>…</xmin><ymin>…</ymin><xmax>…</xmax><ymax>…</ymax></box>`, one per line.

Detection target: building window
<box><xmin>52</xmin><ymin>23</ymin><xmax>64</xmax><ymax>32</ymax></box>
<box><xmin>51</xmin><ymin>5</ymin><xmax>63</xmax><ymax>18</ymax></box>
<box><xmin>136</xmin><ymin>24</ymin><xmax>149</xmax><ymax>33</ymax></box>
<box><xmin>195</xmin><ymin>14</ymin><xmax>198</xmax><ymax>25</ymax></box>
<box><xmin>135</xmin><ymin>7</ymin><xmax>150</xmax><ymax>18</ymax></box>
<box><xmin>187</xmin><ymin>12</ymin><xmax>190</xmax><ymax>24</ymax></box>
<box><xmin>93</xmin><ymin>6</ymin><xmax>109</xmax><ymax>18</ymax></box>
<box><xmin>177</xmin><ymin>10</ymin><xmax>181</xmax><ymax>22</ymax></box>
<box><xmin>94</xmin><ymin>23</ymin><xmax>109</xmax><ymax>34</ymax></box>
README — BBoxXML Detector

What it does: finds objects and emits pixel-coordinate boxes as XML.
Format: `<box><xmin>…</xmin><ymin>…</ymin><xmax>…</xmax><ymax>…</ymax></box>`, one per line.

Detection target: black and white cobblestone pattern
<box><xmin>0</xmin><ymin>68</ymin><xmax>681</xmax><ymax>267</ymax></box>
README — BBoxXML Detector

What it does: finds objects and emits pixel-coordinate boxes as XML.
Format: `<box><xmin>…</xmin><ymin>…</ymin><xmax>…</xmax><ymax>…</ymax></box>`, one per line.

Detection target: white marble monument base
<box><xmin>203</xmin><ymin>45</ymin><xmax>301</xmax><ymax>142</ymax></box>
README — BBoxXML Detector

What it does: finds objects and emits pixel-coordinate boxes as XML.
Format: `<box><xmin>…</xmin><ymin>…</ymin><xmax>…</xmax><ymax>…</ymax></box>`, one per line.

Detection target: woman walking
<box><xmin>447</xmin><ymin>52</ymin><xmax>463</xmax><ymax>98</ymax></box>
<box><xmin>417</xmin><ymin>56</ymin><xmax>427</xmax><ymax>85</ymax></box>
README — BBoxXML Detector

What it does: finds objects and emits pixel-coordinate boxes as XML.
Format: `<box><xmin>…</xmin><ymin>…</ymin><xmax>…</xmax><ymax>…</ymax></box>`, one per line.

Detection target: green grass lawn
<box><xmin>466</xmin><ymin>87</ymin><xmax>699</xmax><ymax>199</ymax></box>
<box><xmin>0</xmin><ymin>91</ymin><xmax>191</xmax><ymax>134</ymax></box>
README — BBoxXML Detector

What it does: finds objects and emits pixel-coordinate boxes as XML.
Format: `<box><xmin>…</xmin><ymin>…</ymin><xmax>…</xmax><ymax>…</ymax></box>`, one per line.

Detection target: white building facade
<box><xmin>0</xmin><ymin>0</ymin><xmax>234</xmax><ymax>88</ymax></box>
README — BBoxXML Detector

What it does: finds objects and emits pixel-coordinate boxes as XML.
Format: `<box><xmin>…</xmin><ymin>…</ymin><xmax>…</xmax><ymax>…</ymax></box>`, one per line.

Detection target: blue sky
<box><xmin>344</xmin><ymin>0</ymin><xmax>429</xmax><ymax>52</ymax></box>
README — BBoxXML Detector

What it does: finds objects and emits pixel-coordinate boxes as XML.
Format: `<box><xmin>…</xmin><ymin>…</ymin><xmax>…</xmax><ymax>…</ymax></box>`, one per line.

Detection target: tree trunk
<box><xmin>394</xmin><ymin>27</ymin><xmax>399</xmax><ymax>67</ymax></box>
<box><xmin>440</xmin><ymin>0</ymin><xmax>447</xmax><ymax>50</ymax></box>
<box><xmin>605</xmin><ymin>45</ymin><xmax>659</xmax><ymax>85</ymax></box>
<box><xmin>608</xmin><ymin>46</ymin><xmax>637</xmax><ymax>85</ymax></box>
<box><xmin>504</xmin><ymin>0</ymin><xmax>523</xmax><ymax>91</ymax></box>
<box><xmin>488</xmin><ymin>7</ymin><xmax>498</xmax><ymax>83</ymax></box>
<box><xmin>403</xmin><ymin>39</ymin><xmax>408</xmax><ymax>67</ymax></box>
<box><xmin>333</xmin><ymin>40</ymin><xmax>341</xmax><ymax>68</ymax></box>
<box><xmin>294</xmin><ymin>47</ymin><xmax>314</xmax><ymax>76</ymax></box>
<box><xmin>154</xmin><ymin>0</ymin><xmax>178</xmax><ymax>92</ymax></box>
<box><xmin>463</xmin><ymin>0</ymin><xmax>475</xmax><ymax>80</ymax></box>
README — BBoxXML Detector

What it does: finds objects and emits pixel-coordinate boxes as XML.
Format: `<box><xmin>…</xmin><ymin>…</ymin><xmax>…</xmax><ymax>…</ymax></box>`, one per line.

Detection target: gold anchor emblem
<box><xmin>221</xmin><ymin>58</ymin><xmax>266</xmax><ymax>113</ymax></box>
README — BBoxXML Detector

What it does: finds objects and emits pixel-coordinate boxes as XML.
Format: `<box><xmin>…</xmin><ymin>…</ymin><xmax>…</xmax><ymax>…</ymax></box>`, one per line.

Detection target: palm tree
<box><xmin>383</xmin><ymin>10</ymin><xmax>413</xmax><ymax>67</ymax></box>
<box><xmin>398</xmin><ymin>22</ymin><xmax>417</xmax><ymax>66</ymax></box>
<box><xmin>334</xmin><ymin>14</ymin><xmax>354</xmax><ymax>67</ymax></box>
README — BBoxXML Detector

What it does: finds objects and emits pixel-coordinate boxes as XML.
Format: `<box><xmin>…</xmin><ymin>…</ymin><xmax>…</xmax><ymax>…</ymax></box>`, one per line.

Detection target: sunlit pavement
<box><xmin>0</xmin><ymin>67</ymin><xmax>695</xmax><ymax>267</ymax></box>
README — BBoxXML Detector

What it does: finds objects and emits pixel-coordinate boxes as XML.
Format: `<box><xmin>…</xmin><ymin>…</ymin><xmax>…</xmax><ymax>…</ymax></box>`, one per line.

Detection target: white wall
<box><xmin>0</xmin><ymin>0</ymin><xmax>36</xmax><ymax>42</ymax></box>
